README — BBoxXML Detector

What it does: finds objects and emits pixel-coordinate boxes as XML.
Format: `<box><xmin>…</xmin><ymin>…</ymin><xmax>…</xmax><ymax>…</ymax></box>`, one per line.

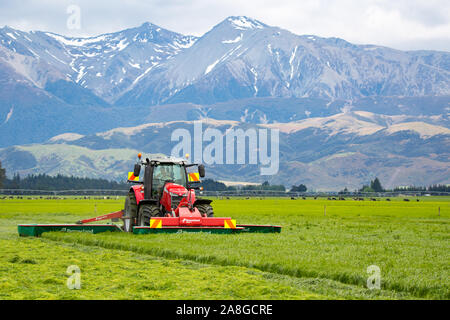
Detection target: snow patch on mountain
<box><xmin>132</xmin><ymin>63</ymin><xmax>159</xmax><ymax>86</ymax></box>
<box><xmin>6</xmin><ymin>32</ymin><xmax>17</xmax><ymax>40</ymax></box>
<box><xmin>76</xmin><ymin>65</ymin><xmax>86</xmax><ymax>83</ymax></box>
<box><xmin>289</xmin><ymin>46</ymin><xmax>298</xmax><ymax>81</ymax></box>
<box><xmin>128</xmin><ymin>62</ymin><xmax>141</xmax><ymax>69</ymax></box>
<box><xmin>174</xmin><ymin>37</ymin><xmax>197</xmax><ymax>48</ymax></box>
<box><xmin>116</xmin><ymin>39</ymin><xmax>128</xmax><ymax>51</ymax></box>
<box><xmin>205</xmin><ymin>59</ymin><xmax>220</xmax><ymax>75</ymax></box>
<box><xmin>45</xmin><ymin>32</ymin><xmax>108</xmax><ymax>47</ymax></box>
<box><xmin>4</xmin><ymin>107</ymin><xmax>13</xmax><ymax>124</ymax></box>
<box><xmin>249</xmin><ymin>67</ymin><xmax>258</xmax><ymax>95</ymax></box>
<box><xmin>222</xmin><ymin>33</ymin><xmax>243</xmax><ymax>44</ymax></box>
<box><xmin>228</xmin><ymin>16</ymin><xmax>265</xmax><ymax>30</ymax></box>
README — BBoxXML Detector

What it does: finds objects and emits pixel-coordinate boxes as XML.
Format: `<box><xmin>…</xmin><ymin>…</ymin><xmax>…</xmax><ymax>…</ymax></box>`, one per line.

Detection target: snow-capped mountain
<box><xmin>1</xmin><ymin>16</ymin><xmax>449</xmax><ymax>107</ymax></box>
<box><xmin>0</xmin><ymin>21</ymin><xmax>199</xmax><ymax>146</ymax></box>
<box><xmin>0</xmin><ymin>23</ymin><xmax>197</xmax><ymax>103</ymax></box>
<box><xmin>117</xmin><ymin>16</ymin><xmax>450</xmax><ymax>105</ymax></box>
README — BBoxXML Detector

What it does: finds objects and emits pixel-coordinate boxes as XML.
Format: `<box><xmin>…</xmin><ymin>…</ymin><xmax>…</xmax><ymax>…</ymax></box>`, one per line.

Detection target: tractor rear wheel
<box><xmin>122</xmin><ymin>191</ymin><xmax>137</xmax><ymax>232</ymax></box>
<box><xmin>195</xmin><ymin>204</ymin><xmax>214</xmax><ymax>217</ymax></box>
<box><xmin>138</xmin><ymin>204</ymin><xmax>160</xmax><ymax>226</ymax></box>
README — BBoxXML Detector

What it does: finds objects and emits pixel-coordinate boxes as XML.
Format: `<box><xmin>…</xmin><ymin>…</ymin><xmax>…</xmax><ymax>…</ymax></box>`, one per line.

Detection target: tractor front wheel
<box><xmin>195</xmin><ymin>204</ymin><xmax>214</xmax><ymax>217</ymax></box>
<box><xmin>138</xmin><ymin>205</ymin><xmax>160</xmax><ymax>226</ymax></box>
<box><xmin>122</xmin><ymin>192</ymin><xmax>137</xmax><ymax>232</ymax></box>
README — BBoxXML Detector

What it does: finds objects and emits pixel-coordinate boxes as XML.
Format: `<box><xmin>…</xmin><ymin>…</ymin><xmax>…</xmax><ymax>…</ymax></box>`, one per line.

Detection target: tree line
<box><xmin>0</xmin><ymin>162</ymin><xmax>287</xmax><ymax>192</ymax></box>
<box><xmin>0</xmin><ymin>161</ymin><xmax>446</xmax><ymax>193</ymax></box>
<box><xmin>1</xmin><ymin>172</ymin><xmax>129</xmax><ymax>191</ymax></box>
<box><xmin>201</xmin><ymin>179</ymin><xmax>286</xmax><ymax>191</ymax></box>
<box><xmin>339</xmin><ymin>177</ymin><xmax>449</xmax><ymax>193</ymax></box>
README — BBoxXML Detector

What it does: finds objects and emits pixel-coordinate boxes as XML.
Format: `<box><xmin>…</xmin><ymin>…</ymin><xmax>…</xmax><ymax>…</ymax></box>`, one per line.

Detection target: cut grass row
<box><xmin>1</xmin><ymin>233</ymin><xmax>417</xmax><ymax>300</ymax></box>
<box><xmin>0</xmin><ymin>238</ymin><xmax>328</xmax><ymax>299</ymax></box>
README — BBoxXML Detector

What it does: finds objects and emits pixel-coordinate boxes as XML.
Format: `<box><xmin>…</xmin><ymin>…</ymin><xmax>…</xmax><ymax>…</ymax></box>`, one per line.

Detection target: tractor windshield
<box><xmin>152</xmin><ymin>164</ymin><xmax>187</xmax><ymax>191</ymax></box>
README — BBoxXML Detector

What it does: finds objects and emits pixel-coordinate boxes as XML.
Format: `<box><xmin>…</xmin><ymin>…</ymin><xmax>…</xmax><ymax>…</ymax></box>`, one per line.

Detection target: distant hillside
<box><xmin>1</xmin><ymin>112</ymin><xmax>448</xmax><ymax>191</ymax></box>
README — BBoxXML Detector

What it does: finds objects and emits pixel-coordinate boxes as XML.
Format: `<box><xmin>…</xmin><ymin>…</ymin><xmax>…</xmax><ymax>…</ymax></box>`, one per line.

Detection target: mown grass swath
<box><xmin>2</xmin><ymin>237</ymin><xmax>333</xmax><ymax>299</ymax></box>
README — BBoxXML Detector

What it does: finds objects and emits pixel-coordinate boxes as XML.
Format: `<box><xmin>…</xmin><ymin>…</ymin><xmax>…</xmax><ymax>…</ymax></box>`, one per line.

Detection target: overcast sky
<box><xmin>1</xmin><ymin>0</ymin><xmax>449</xmax><ymax>51</ymax></box>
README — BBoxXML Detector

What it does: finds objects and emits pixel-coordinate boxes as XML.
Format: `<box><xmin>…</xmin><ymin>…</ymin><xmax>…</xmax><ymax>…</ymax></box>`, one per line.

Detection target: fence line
<box><xmin>0</xmin><ymin>189</ymin><xmax>127</xmax><ymax>196</ymax></box>
<box><xmin>0</xmin><ymin>189</ymin><xmax>448</xmax><ymax>197</ymax></box>
<box><xmin>202</xmin><ymin>190</ymin><xmax>450</xmax><ymax>197</ymax></box>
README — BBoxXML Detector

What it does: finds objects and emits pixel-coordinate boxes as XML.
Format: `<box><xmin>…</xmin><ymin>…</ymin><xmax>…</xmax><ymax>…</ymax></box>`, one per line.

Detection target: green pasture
<box><xmin>0</xmin><ymin>196</ymin><xmax>448</xmax><ymax>299</ymax></box>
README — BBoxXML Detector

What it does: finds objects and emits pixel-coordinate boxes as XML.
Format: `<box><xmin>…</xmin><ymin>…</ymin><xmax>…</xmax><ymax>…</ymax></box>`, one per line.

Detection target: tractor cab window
<box><xmin>152</xmin><ymin>164</ymin><xmax>187</xmax><ymax>194</ymax></box>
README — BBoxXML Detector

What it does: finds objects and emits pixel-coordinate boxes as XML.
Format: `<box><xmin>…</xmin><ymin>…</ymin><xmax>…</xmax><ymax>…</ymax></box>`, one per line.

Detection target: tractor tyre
<box><xmin>138</xmin><ymin>204</ymin><xmax>160</xmax><ymax>227</ymax></box>
<box><xmin>122</xmin><ymin>192</ymin><xmax>137</xmax><ymax>232</ymax></box>
<box><xmin>195</xmin><ymin>203</ymin><xmax>214</xmax><ymax>217</ymax></box>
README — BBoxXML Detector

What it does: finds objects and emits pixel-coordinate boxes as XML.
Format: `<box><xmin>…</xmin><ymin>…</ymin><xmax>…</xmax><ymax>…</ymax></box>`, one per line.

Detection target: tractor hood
<box><xmin>163</xmin><ymin>183</ymin><xmax>187</xmax><ymax>196</ymax></box>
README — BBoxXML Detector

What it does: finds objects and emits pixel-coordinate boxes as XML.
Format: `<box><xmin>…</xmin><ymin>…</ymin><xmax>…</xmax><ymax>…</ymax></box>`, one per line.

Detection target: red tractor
<box><xmin>122</xmin><ymin>154</ymin><xmax>214</xmax><ymax>232</ymax></box>
<box><xmin>67</xmin><ymin>153</ymin><xmax>281</xmax><ymax>234</ymax></box>
<box><xmin>18</xmin><ymin>153</ymin><xmax>281</xmax><ymax>236</ymax></box>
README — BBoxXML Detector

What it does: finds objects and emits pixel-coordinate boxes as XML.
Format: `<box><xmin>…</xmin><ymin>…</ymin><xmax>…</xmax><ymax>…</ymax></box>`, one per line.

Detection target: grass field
<box><xmin>0</xmin><ymin>196</ymin><xmax>448</xmax><ymax>299</ymax></box>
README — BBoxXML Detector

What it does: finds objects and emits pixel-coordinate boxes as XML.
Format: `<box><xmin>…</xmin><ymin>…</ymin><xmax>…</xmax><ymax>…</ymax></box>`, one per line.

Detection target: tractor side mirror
<box><xmin>198</xmin><ymin>164</ymin><xmax>205</xmax><ymax>178</ymax></box>
<box><xmin>133</xmin><ymin>164</ymin><xmax>141</xmax><ymax>177</ymax></box>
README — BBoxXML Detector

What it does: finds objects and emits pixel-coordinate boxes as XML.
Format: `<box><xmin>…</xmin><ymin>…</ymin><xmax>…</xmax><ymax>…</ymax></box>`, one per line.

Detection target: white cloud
<box><xmin>0</xmin><ymin>0</ymin><xmax>449</xmax><ymax>51</ymax></box>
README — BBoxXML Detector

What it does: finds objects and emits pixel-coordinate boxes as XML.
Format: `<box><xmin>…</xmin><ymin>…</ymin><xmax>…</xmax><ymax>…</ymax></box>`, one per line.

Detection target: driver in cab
<box><xmin>153</xmin><ymin>166</ymin><xmax>174</xmax><ymax>196</ymax></box>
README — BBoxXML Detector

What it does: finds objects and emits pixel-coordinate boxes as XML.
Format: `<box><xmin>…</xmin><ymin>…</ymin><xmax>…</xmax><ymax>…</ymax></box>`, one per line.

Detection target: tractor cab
<box><xmin>122</xmin><ymin>153</ymin><xmax>212</xmax><ymax>232</ymax></box>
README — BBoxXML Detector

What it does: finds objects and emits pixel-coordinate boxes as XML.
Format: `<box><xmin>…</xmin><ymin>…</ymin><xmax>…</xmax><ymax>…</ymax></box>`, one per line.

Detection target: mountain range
<box><xmin>0</xmin><ymin>16</ymin><xmax>448</xmax><ymax>190</ymax></box>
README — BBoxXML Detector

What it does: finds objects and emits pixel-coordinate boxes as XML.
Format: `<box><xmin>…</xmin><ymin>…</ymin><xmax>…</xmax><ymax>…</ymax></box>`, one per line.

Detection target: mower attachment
<box><xmin>76</xmin><ymin>210</ymin><xmax>124</xmax><ymax>224</ymax></box>
<box><xmin>17</xmin><ymin>211</ymin><xmax>281</xmax><ymax>237</ymax></box>
<box><xmin>132</xmin><ymin>217</ymin><xmax>281</xmax><ymax>234</ymax></box>
<box><xmin>18</xmin><ymin>224</ymin><xmax>121</xmax><ymax>237</ymax></box>
<box><xmin>134</xmin><ymin>226</ymin><xmax>243</xmax><ymax>234</ymax></box>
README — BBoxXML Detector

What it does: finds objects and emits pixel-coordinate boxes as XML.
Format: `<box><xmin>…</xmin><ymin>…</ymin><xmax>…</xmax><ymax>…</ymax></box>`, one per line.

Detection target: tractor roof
<box><xmin>147</xmin><ymin>155</ymin><xmax>187</xmax><ymax>165</ymax></box>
